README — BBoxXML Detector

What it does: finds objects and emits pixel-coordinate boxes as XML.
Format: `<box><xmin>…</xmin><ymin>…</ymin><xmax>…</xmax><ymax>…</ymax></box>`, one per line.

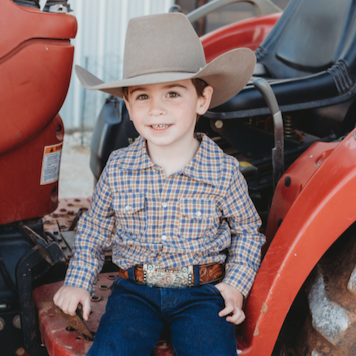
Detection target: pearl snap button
<box><xmin>195</xmin><ymin>211</ymin><xmax>202</xmax><ymax>217</ymax></box>
<box><xmin>125</xmin><ymin>205</ymin><xmax>131</xmax><ymax>212</ymax></box>
<box><xmin>154</xmin><ymin>166</ymin><xmax>160</xmax><ymax>171</ymax></box>
<box><xmin>162</xmin><ymin>202</ymin><xmax>168</xmax><ymax>208</ymax></box>
<box><xmin>161</xmin><ymin>235</ymin><xmax>167</xmax><ymax>241</ymax></box>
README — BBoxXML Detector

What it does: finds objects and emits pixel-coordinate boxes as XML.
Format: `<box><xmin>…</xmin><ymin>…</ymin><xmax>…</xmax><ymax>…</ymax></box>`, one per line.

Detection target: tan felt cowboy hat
<box><xmin>75</xmin><ymin>12</ymin><xmax>256</xmax><ymax>109</ymax></box>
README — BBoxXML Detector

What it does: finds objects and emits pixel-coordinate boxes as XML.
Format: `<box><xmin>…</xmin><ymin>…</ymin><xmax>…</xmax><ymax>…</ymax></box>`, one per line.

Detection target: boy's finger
<box><xmin>53</xmin><ymin>289</ymin><xmax>63</xmax><ymax>305</ymax></box>
<box><xmin>67</xmin><ymin>300</ymin><xmax>78</xmax><ymax>316</ymax></box>
<box><xmin>82</xmin><ymin>298</ymin><xmax>91</xmax><ymax>321</ymax></box>
<box><xmin>226</xmin><ymin>309</ymin><xmax>245</xmax><ymax>325</ymax></box>
<box><xmin>219</xmin><ymin>304</ymin><xmax>234</xmax><ymax>317</ymax></box>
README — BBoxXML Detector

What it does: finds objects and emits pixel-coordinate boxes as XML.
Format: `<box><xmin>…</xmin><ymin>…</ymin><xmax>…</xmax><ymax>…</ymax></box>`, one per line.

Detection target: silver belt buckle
<box><xmin>143</xmin><ymin>264</ymin><xmax>193</xmax><ymax>288</ymax></box>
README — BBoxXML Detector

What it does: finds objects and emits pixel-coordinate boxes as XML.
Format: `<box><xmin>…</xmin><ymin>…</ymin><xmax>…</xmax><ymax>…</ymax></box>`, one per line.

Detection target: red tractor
<box><xmin>1</xmin><ymin>0</ymin><xmax>356</xmax><ymax>355</ymax></box>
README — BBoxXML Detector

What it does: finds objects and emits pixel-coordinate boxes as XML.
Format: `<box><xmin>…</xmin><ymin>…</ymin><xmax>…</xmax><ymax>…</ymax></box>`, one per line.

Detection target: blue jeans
<box><xmin>87</xmin><ymin>275</ymin><xmax>237</xmax><ymax>356</ymax></box>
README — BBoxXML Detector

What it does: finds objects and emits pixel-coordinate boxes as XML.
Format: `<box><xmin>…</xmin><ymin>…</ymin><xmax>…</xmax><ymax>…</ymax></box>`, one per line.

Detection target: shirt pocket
<box><xmin>113</xmin><ymin>192</ymin><xmax>147</xmax><ymax>236</ymax></box>
<box><xmin>178</xmin><ymin>198</ymin><xmax>216</xmax><ymax>239</ymax></box>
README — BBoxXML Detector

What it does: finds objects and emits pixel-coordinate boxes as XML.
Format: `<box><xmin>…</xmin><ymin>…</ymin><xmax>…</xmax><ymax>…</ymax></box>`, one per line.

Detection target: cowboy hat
<box><xmin>75</xmin><ymin>12</ymin><xmax>256</xmax><ymax>109</ymax></box>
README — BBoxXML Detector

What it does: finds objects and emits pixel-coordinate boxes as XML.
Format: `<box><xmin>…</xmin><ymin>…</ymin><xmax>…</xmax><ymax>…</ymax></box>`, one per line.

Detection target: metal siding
<box><xmin>60</xmin><ymin>0</ymin><xmax>174</xmax><ymax>129</ymax></box>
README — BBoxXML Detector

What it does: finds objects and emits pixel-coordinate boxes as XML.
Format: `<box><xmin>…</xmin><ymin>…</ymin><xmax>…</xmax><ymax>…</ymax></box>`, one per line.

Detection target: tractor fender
<box><xmin>0</xmin><ymin>0</ymin><xmax>77</xmax><ymax>156</ymax></box>
<box><xmin>237</xmin><ymin>129</ymin><xmax>356</xmax><ymax>355</ymax></box>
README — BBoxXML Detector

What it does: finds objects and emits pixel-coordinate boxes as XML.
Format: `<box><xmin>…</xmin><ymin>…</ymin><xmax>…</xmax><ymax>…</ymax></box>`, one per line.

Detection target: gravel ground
<box><xmin>59</xmin><ymin>132</ymin><xmax>94</xmax><ymax>199</ymax></box>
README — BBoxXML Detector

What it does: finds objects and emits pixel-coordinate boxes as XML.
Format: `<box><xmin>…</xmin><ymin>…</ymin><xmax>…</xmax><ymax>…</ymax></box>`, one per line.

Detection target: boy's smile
<box><xmin>124</xmin><ymin>80</ymin><xmax>213</xmax><ymax>155</ymax></box>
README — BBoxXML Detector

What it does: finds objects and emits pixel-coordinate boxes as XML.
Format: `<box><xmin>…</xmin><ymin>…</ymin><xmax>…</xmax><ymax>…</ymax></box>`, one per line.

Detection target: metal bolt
<box><xmin>13</xmin><ymin>315</ymin><xmax>21</xmax><ymax>329</ymax></box>
<box><xmin>215</xmin><ymin>120</ymin><xmax>223</xmax><ymax>129</ymax></box>
<box><xmin>0</xmin><ymin>318</ymin><xmax>4</xmax><ymax>331</ymax></box>
<box><xmin>15</xmin><ymin>347</ymin><xmax>25</xmax><ymax>356</ymax></box>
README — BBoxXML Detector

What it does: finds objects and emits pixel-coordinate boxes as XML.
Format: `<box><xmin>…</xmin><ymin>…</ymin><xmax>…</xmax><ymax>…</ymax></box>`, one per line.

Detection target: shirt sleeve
<box><xmin>221</xmin><ymin>162</ymin><xmax>266</xmax><ymax>297</ymax></box>
<box><xmin>64</xmin><ymin>158</ymin><xmax>115</xmax><ymax>294</ymax></box>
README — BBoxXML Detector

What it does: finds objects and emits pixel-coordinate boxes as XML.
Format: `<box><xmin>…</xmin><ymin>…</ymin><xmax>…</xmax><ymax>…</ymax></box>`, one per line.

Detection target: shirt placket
<box><xmin>152</xmin><ymin>165</ymin><xmax>177</xmax><ymax>264</ymax></box>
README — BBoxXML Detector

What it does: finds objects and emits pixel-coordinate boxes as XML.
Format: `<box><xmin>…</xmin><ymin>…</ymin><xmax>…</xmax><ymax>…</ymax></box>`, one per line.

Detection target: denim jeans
<box><xmin>87</xmin><ymin>274</ymin><xmax>237</xmax><ymax>356</ymax></box>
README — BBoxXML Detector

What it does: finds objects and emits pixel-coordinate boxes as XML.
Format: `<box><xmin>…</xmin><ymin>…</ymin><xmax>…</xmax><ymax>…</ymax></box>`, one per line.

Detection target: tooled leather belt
<box><xmin>118</xmin><ymin>262</ymin><xmax>224</xmax><ymax>288</ymax></box>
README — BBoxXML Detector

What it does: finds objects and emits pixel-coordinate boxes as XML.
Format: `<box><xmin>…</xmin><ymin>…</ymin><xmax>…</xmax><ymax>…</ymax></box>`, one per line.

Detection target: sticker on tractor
<box><xmin>40</xmin><ymin>143</ymin><xmax>63</xmax><ymax>185</ymax></box>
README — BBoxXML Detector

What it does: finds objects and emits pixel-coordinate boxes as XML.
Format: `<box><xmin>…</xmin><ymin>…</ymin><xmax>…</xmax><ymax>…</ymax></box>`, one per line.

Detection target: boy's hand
<box><xmin>214</xmin><ymin>282</ymin><xmax>245</xmax><ymax>325</ymax></box>
<box><xmin>53</xmin><ymin>286</ymin><xmax>91</xmax><ymax>321</ymax></box>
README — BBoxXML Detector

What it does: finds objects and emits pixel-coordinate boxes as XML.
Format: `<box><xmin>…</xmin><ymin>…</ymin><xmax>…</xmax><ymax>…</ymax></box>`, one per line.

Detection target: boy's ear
<box><xmin>196</xmin><ymin>86</ymin><xmax>213</xmax><ymax>115</ymax></box>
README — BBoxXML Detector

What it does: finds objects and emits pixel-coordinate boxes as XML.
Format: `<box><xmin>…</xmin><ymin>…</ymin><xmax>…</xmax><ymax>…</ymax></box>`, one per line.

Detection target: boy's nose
<box><xmin>149</xmin><ymin>97</ymin><xmax>166</xmax><ymax>117</ymax></box>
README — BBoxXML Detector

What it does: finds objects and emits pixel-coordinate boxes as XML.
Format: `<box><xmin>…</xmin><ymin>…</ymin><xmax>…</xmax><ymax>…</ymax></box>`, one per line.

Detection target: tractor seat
<box><xmin>206</xmin><ymin>0</ymin><xmax>356</xmax><ymax>119</ymax></box>
<box><xmin>33</xmin><ymin>273</ymin><xmax>175</xmax><ymax>356</ymax></box>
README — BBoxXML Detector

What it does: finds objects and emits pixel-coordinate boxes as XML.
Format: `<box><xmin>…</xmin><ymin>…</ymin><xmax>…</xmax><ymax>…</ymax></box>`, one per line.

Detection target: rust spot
<box><xmin>253</xmin><ymin>327</ymin><xmax>259</xmax><ymax>336</ymax></box>
<box><xmin>260</xmin><ymin>303</ymin><xmax>268</xmax><ymax>314</ymax></box>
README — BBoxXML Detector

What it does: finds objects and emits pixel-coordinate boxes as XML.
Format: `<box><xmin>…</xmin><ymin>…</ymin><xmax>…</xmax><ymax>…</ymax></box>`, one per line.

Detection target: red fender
<box><xmin>200</xmin><ymin>13</ymin><xmax>281</xmax><ymax>63</ymax></box>
<box><xmin>0</xmin><ymin>0</ymin><xmax>77</xmax><ymax>222</ymax></box>
<box><xmin>0</xmin><ymin>0</ymin><xmax>77</xmax><ymax>156</ymax></box>
<box><xmin>237</xmin><ymin>129</ymin><xmax>356</xmax><ymax>355</ymax></box>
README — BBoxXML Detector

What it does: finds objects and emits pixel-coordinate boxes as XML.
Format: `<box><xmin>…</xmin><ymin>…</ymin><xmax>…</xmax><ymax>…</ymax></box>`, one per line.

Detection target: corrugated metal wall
<box><xmin>60</xmin><ymin>0</ymin><xmax>175</xmax><ymax>130</ymax></box>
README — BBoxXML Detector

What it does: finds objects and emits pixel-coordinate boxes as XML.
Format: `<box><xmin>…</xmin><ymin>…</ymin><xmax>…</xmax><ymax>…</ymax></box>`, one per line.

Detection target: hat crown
<box><xmin>123</xmin><ymin>13</ymin><xmax>206</xmax><ymax>80</ymax></box>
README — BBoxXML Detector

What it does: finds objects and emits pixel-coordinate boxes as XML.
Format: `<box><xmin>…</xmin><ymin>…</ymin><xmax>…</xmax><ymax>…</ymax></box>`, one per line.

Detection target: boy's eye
<box><xmin>137</xmin><ymin>94</ymin><xmax>148</xmax><ymax>100</ymax></box>
<box><xmin>167</xmin><ymin>92</ymin><xmax>179</xmax><ymax>98</ymax></box>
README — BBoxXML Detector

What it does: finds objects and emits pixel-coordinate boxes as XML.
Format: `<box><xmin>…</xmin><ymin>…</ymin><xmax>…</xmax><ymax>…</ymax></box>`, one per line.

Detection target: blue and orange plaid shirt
<box><xmin>64</xmin><ymin>133</ymin><xmax>265</xmax><ymax>297</ymax></box>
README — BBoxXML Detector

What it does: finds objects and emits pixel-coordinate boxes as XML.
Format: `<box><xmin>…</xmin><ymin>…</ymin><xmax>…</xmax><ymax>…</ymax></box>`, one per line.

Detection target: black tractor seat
<box><xmin>205</xmin><ymin>0</ymin><xmax>356</xmax><ymax>120</ymax></box>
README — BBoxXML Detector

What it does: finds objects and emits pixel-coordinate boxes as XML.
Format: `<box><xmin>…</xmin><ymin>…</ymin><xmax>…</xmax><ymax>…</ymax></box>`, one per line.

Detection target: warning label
<box><xmin>40</xmin><ymin>143</ymin><xmax>63</xmax><ymax>185</ymax></box>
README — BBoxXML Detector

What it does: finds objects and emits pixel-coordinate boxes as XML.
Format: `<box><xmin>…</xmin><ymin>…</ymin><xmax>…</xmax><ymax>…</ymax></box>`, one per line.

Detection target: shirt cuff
<box><xmin>64</xmin><ymin>264</ymin><xmax>97</xmax><ymax>295</ymax></box>
<box><xmin>223</xmin><ymin>264</ymin><xmax>256</xmax><ymax>297</ymax></box>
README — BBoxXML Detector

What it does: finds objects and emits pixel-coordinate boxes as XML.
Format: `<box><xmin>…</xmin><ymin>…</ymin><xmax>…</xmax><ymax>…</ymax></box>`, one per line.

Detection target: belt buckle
<box><xmin>143</xmin><ymin>264</ymin><xmax>193</xmax><ymax>288</ymax></box>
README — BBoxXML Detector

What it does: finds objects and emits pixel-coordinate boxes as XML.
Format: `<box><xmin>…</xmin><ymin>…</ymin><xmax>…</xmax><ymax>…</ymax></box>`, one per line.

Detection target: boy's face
<box><xmin>124</xmin><ymin>79</ymin><xmax>212</xmax><ymax>151</ymax></box>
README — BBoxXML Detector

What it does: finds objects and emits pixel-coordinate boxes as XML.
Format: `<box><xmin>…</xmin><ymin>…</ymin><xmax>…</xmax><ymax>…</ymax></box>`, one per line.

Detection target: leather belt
<box><xmin>118</xmin><ymin>263</ymin><xmax>224</xmax><ymax>288</ymax></box>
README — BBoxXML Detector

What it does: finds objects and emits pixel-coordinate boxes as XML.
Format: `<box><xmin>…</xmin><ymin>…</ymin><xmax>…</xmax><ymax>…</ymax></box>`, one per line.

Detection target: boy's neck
<box><xmin>146</xmin><ymin>135</ymin><xmax>200</xmax><ymax>177</ymax></box>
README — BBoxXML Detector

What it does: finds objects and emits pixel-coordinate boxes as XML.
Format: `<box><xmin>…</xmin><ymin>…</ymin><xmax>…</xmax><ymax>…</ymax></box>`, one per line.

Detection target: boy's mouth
<box><xmin>150</xmin><ymin>124</ymin><xmax>171</xmax><ymax>130</ymax></box>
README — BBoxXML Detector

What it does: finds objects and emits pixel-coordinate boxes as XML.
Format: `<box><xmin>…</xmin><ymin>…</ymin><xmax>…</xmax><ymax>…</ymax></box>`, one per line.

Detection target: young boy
<box><xmin>54</xmin><ymin>12</ymin><xmax>265</xmax><ymax>356</ymax></box>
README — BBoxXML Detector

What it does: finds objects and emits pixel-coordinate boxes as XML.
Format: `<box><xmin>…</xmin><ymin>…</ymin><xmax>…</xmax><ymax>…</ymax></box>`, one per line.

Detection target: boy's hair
<box><xmin>122</xmin><ymin>78</ymin><xmax>208</xmax><ymax>101</ymax></box>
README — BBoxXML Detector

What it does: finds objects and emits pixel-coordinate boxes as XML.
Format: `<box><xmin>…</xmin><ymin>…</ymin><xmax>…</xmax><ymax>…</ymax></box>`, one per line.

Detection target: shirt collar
<box><xmin>119</xmin><ymin>136</ymin><xmax>154</xmax><ymax>170</ymax></box>
<box><xmin>119</xmin><ymin>133</ymin><xmax>223</xmax><ymax>186</ymax></box>
<box><xmin>181</xmin><ymin>133</ymin><xmax>222</xmax><ymax>186</ymax></box>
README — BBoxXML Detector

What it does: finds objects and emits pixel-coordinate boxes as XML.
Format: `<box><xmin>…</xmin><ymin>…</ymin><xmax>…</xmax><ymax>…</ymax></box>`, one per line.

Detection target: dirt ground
<box><xmin>59</xmin><ymin>132</ymin><xmax>94</xmax><ymax>199</ymax></box>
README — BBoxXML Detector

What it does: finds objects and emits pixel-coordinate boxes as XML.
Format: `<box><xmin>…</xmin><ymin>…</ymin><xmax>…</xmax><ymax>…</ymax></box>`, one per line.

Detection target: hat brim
<box><xmin>75</xmin><ymin>48</ymin><xmax>256</xmax><ymax>109</ymax></box>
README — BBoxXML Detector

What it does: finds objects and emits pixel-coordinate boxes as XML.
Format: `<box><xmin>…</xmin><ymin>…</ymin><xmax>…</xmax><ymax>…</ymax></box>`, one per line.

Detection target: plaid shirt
<box><xmin>64</xmin><ymin>133</ymin><xmax>265</xmax><ymax>297</ymax></box>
